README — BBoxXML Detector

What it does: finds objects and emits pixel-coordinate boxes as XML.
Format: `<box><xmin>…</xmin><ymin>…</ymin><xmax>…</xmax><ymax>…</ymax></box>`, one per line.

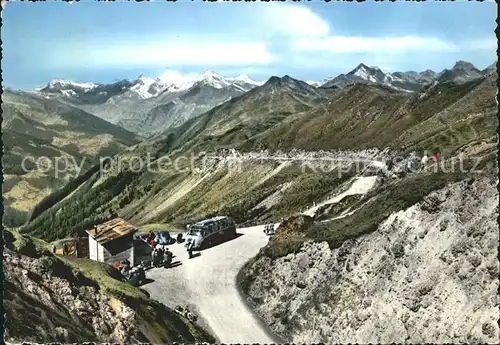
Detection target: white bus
<box><xmin>184</xmin><ymin>216</ymin><xmax>237</xmax><ymax>250</ymax></box>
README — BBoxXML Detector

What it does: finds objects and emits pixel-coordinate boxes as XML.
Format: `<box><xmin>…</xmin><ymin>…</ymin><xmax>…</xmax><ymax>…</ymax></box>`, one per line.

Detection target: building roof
<box><xmin>86</xmin><ymin>218</ymin><xmax>138</xmax><ymax>245</ymax></box>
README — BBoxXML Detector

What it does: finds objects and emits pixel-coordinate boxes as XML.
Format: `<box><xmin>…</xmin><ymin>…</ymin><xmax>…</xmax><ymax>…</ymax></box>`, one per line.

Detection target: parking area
<box><xmin>141</xmin><ymin>224</ymin><xmax>281</xmax><ymax>344</ymax></box>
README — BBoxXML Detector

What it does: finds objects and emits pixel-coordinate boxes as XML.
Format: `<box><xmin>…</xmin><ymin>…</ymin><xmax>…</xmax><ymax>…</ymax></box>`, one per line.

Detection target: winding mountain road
<box><xmin>142</xmin><ymin>224</ymin><xmax>282</xmax><ymax>344</ymax></box>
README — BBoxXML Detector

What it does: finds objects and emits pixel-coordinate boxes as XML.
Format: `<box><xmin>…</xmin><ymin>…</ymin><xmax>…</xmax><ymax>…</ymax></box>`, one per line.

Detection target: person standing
<box><xmin>187</xmin><ymin>240</ymin><xmax>194</xmax><ymax>259</ymax></box>
<box><xmin>156</xmin><ymin>244</ymin><xmax>164</xmax><ymax>266</ymax></box>
<box><xmin>406</xmin><ymin>158</ymin><xmax>413</xmax><ymax>172</ymax></box>
<box><xmin>421</xmin><ymin>154</ymin><xmax>429</xmax><ymax>166</ymax></box>
<box><xmin>164</xmin><ymin>247</ymin><xmax>173</xmax><ymax>266</ymax></box>
<box><xmin>151</xmin><ymin>247</ymin><xmax>158</xmax><ymax>267</ymax></box>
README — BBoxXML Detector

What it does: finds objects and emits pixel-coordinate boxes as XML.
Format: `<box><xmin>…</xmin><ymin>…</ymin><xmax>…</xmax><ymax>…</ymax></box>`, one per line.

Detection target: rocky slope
<box><xmin>240</xmin><ymin>174</ymin><xmax>499</xmax><ymax>343</ymax></box>
<box><xmin>149</xmin><ymin>75</ymin><xmax>336</xmax><ymax>154</ymax></box>
<box><xmin>3</xmin><ymin>230</ymin><xmax>214</xmax><ymax>344</ymax></box>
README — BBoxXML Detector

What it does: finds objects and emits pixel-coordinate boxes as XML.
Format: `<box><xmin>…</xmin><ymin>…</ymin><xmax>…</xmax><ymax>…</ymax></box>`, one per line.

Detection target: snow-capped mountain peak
<box><xmin>194</xmin><ymin>70</ymin><xmax>262</xmax><ymax>89</ymax></box>
<box><xmin>201</xmin><ymin>70</ymin><xmax>220</xmax><ymax>79</ymax></box>
<box><xmin>197</xmin><ymin>70</ymin><xmax>230</xmax><ymax>89</ymax></box>
<box><xmin>348</xmin><ymin>63</ymin><xmax>386</xmax><ymax>83</ymax></box>
<box><xmin>128</xmin><ymin>75</ymin><xmax>169</xmax><ymax>99</ymax></box>
<box><xmin>353</xmin><ymin>65</ymin><xmax>372</xmax><ymax>79</ymax></box>
<box><xmin>306</xmin><ymin>80</ymin><xmax>323</xmax><ymax>87</ymax></box>
<box><xmin>234</xmin><ymin>73</ymin><xmax>261</xmax><ymax>85</ymax></box>
<box><xmin>136</xmin><ymin>75</ymin><xmax>154</xmax><ymax>84</ymax></box>
<box><xmin>319</xmin><ymin>63</ymin><xmax>439</xmax><ymax>92</ymax></box>
<box><xmin>45</xmin><ymin>79</ymin><xmax>99</xmax><ymax>91</ymax></box>
<box><xmin>155</xmin><ymin>70</ymin><xmax>263</xmax><ymax>93</ymax></box>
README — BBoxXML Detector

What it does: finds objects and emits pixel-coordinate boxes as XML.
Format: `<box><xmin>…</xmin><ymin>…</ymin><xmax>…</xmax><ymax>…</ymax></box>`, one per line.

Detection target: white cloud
<box><xmin>44</xmin><ymin>3</ymin><xmax>495</xmax><ymax>76</ymax></box>
<box><xmin>158</xmin><ymin>70</ymin><xmax>200</xmax><ymax>84</ymax></box>
<box><xmin>258</xmin><ymin>3</ymin><xmax>330</xmax><ymax>38</ymax></box>
<box><xmin>50</xmin><ymin>3</ymin><xmax>327</xmax><ymax>69</ymax></box>
<box><xmin>295</xmin><ymin>36</ymin><xmax>457</xmax><ymax>53</ymax></box>
<box><xmin>467</xmin><ymin>38</ymin><xmax>497</xmax><ymax>50</ymax></box>
<box><xmin>56</xmin><ymin>39</ymin><xmax>274</xmax><ymax>68</ymax></box>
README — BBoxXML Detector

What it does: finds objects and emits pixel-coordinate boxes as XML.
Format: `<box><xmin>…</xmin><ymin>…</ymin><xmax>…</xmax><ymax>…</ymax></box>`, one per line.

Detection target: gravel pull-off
<box><xmin>243</xmin><ymin>176</ymin><xmax>499</xmax><ymax>344</ymax></box>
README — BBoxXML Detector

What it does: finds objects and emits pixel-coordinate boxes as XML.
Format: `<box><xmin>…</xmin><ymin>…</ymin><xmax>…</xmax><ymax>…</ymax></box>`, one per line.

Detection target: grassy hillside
<box><xmin>3</xmin><ymin>229</ymin><xmax>215</xmax><ymax>343</ymax></box>
<box><xmin>154</xmin><ymin>76</ymin><xmax>336</xmax><ymax>153</ymax></box>
<box><xmin>241</xmin><ymin>75</ymin><xmax>496</xmax><ymax>156</ymax></box>
<box><xmin>22</xmin><ymin>153</ymin><xmax>361</xmax><ymax>242</ymax></box>
<box><xmin>2</xmin><ymin>89</ymin><xmax>140</xmax><ymax>226</ymax></box>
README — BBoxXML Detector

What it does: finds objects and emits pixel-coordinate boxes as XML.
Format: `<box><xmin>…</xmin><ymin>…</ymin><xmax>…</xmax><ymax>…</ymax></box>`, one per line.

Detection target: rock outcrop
<box><xmin>3</xmin><ymin>231</ymin><xmax>215</xmax><ymax>344</ymax></box>
<box><xmin>4</xmin><ymin>247</ymin><xmax>139</xmax><ymax>343</ymax></box>
<box><xmin>241</xmin><ymin>176</ymin><xmax>499</xmax><ymax>343</ymax></box>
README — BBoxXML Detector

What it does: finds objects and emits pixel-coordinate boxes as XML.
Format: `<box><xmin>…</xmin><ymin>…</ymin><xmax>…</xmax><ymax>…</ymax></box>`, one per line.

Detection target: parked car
<box><xmin>156</xmin><ymin>231</ymin><xmax>175</xmax><ymax>245</ymax></box>
<box><xmin>134</xmin><ymin>230</ymin><xmax>175</xmax><ymax>245</ymax></box>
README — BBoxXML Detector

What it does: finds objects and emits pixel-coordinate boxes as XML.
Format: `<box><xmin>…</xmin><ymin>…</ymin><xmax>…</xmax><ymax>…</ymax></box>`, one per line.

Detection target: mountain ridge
<box><xmin>35</xmin><ymin>71</ymin><xmax>263</xmax><ymax>137</ymax></box>
<box><xmin>30</xmin><ymin>60</ymin><xmax>496</xmax><ymax>138</ymax></box>
<box><xmin>317</xmin><ymin>60</ymin><xmax>492</xmax><ymax>92</ymax></box>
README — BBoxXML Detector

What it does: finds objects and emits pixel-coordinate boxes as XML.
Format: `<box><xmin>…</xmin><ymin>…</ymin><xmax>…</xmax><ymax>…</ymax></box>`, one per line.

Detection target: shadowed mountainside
<box><xmin>2</xmin><ymin>89</ymin><xmax>140</xmax><ymax>227</ymax></box>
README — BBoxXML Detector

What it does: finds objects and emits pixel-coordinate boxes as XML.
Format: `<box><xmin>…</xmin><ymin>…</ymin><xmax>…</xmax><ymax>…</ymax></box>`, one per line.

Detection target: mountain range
<box><xmin>21</xmin><ymin>62</ymin><xmax>497</xmax><ymax>240</ymax></box>
<box><xmin>5</xmin><ymin>58</ymin><xmax>498</xmax><ymax>344</ymax></box>
<box><xmin>3</xmin><ymin>60</ymin><xmax>495</xmax><ymax>228</ymax></box>
<box><xmin>33</xmin><ymin>61</ymin><xmax>494</xmax><ymax>137</ymax></box>
<box><xmin>315</xmin><ymin>60</ymin><xmax>494</xmax><ymax>91</ymax></box>
<box><xmin>36</xmin><ymin>71</ymin><xmax>263</xmax><ymax>137</ymax></box>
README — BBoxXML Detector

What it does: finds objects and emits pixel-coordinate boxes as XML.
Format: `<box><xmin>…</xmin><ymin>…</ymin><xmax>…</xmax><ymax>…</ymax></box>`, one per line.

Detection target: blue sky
<box><xmin>2</xmin><ymin>0</ymin><xmax>497</xmax><ymax>89</ymax></box>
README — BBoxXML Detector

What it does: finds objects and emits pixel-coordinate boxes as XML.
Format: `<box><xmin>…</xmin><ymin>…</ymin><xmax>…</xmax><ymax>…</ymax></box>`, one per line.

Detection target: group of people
<box><xmin>405</xmin><ymin>152</ymin><xmax>439</xmax><ymax>173</ymax></box>
<box><xmin>115</xmin><ymin>259</ymin><xmax>145</xmax><ymax>286</ymax></box>
<box><xmin>116</xmin><ymin>258</ymin><xmax>132</xmax><ymax>274</ymax></box>
<box><xmin>116</xmin><ymin>259</ymin><xmax>138</xmax><ymax>277</ymax></box>
<box><xmin>140</xmin><ymin>230</ymin><xmax>197</xmax><ymax>265</ymax></box>
<box><xmin>139</xmin><ymin>231</ymin><xmax>174</xmax><ymax>267</ymax></box>
<box><xmin>263</xmin><ymin>223</ymin><xmax>275</xmax><ymax>235</ymax></box>
<box><xmin>152</xmin><ymin>244</ymin><xmax>173</xmax><ymax>267</ymax></box>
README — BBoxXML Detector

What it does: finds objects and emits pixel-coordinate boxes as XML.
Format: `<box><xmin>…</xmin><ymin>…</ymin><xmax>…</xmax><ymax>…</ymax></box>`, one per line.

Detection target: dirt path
<box><xmin>142</xmin><ymin>225</ymin><xmax>281</xmax><ymax>343</ymax></box>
